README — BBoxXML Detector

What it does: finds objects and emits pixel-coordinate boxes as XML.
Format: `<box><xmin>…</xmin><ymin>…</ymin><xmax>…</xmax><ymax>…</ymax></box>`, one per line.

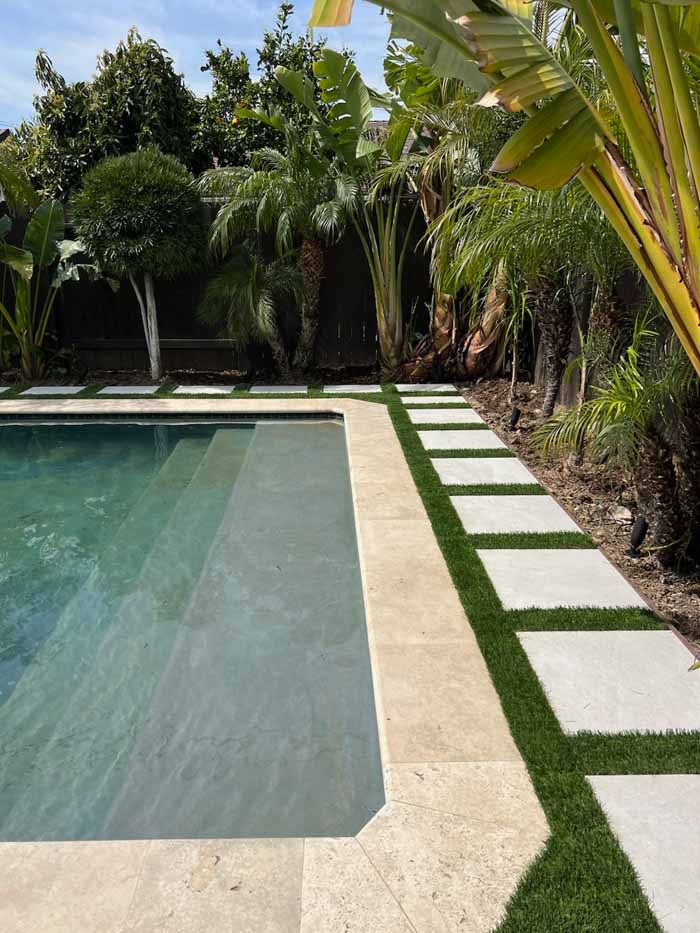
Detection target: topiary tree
<box><xmin>73</xmin><ymin>148</ymin><xmax>206</xmax><ymax>381</ymax></box>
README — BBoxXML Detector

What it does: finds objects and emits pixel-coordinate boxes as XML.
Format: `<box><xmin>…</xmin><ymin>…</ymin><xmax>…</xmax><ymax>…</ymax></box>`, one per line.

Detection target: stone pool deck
<box><xmin>0</xmin><ymin>396</ymin><xmax>548</xmax><ymax>932</ymax></box>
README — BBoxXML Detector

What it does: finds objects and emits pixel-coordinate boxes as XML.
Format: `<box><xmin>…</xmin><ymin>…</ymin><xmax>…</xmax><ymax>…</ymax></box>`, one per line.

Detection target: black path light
<box><xmin>509</xmin><ymin>407</ymin><xmax>521</xmax><ymax>430</ymax></box>
<box><xmin>628</xmin><ymin>516</ymin><xmax>649</xmax><ymax>557</ymax></box>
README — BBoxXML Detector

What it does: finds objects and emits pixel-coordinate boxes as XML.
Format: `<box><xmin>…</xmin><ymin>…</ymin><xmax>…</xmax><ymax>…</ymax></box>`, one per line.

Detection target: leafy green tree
<box><xmin>198</xmin><ymin>242</ymin><xmax>303</xmax><ymax>375</ymax></box>
<box><xmin>14</xmin><ymin>30</ymin><xmax>203</xmax><ymax>198</ymax></box>
<box><xmin>73</xmin><ymin>149</ymin><xmax>207</xmax><ymax>381</ymax></box>
<box><xmin>197</xmin><ymin>3</ymin><xmax>349</xmax><ymax>166</ymax></box>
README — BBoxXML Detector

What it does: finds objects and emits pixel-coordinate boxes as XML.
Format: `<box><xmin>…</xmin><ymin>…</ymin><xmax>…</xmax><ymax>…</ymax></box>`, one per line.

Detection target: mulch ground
<box><xmin>465</xmin><ymin>379</ymin><xmax>700</xmax><ymax>650</ymax></box>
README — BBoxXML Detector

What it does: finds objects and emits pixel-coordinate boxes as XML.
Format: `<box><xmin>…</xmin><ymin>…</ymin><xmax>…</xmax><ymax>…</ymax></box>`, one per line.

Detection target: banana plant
<box><xmin>0</xmin><ymin>202</ymin><xmax>94</xmax><ymax>380</ymax></box>
<box><xmin>275</xmin><ymin>48</ymin><xmax>420</xmax><ymax>375</ymax></box>
<box><xmin>309</xmin><ymin>0</ymin><xmax>700</xmax><ymax>378</ymax></box>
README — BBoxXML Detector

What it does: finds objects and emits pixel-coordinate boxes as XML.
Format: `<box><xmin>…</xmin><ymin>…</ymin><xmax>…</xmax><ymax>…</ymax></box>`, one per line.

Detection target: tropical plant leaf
<box><xmin>591</xmin><ymin>0</ymin><xmax>700</xmax><ymax>55</ymax></box>
<box><xmin>0</xmin><ymin>241</ymin><xmax>34</xmax><ymax>280</ymax></box>
<box><xmin>0</xmin><ymin>215</ymin><xmax>11</xmax><ymax>239</ymax></box>
<box><xmin>309</xmin><ymin>0</ymin><xmax>356</xmax><ymax>27</ymax></box>
<box><xmin>23</xmin><ymin>200</ymin><xmax>64</xmax><ymax>269</ymax></box>
<box><xmin>314</xmin><ymin>49</ymin><xmax>373</xmax><ymax>139</ymax></box>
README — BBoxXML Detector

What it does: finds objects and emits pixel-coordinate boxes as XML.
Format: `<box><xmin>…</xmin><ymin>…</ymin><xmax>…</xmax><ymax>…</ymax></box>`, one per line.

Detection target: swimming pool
<box><xmin>0</xmin><ymin>418</ymin><xmax>384</xmax><ymax>841</ymax></box>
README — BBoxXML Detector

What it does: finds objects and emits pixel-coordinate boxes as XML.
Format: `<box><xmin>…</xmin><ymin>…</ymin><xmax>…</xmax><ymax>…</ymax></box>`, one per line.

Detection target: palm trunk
<box><xmin>268</xmin><ymin>319</ymin><xmax>291</xmax><ymax>377</ymax></box>
<box><xmin>293</xmin><ymin>238</ymin><xmax>324</xmax><ymax>371</ymax></box>
<box><xmin>535</xmin><ymin>277</ymin><xmax>573</xmax><ymax>418</ymax></box>
<box><xmin>129</xmin><ymin>271</ymin><xmax>162</xmax><ymax>382</ymax></box>
<box><xmin>634</xmin><ymin>432</ymin><xmax>685</xmax><ymax>566</ymax></box>
<box><xmin>673</xmin><ymin>402</ymin><xmax>700</xmax><ymax>562</ymax></box>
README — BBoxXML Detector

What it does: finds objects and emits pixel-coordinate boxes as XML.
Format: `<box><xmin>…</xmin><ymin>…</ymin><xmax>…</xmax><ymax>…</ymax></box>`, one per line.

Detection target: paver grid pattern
<box><xmin>401</xmin><ymin>385</ymin><xmax>698</xmax><ymax>933</ymax></box>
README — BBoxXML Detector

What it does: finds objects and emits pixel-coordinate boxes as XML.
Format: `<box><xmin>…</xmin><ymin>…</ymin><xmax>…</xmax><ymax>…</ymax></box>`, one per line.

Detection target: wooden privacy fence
<box><xmin>53</xmin><ymin>215</ymin><xmax>431</xmax><ymax>373</ymax></box>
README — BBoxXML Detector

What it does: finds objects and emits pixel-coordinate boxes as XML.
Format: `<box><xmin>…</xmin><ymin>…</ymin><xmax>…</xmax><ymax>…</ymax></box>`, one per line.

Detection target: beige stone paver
<box><xmin>300</xmin><ymin>838</ymin><xmax>414</xmax><ymax>932</ymax></box>
<box><xmin>122</xmin><ymin>839</ymin><xmax>304</xmax><ymax>932</ymax></box>
<box><xmin>359</xmin><ymin>794</ymin><xmax>547</xmax><ymax>933</ymax></box>
<box><xmin>373</xmin><ymin>643</ymin><xmax>520</xmax><ymax>763</ymax></box>
<box><xmin>0</xmin><ymin>841</ymin><xmax>149</xmax><ymax>933</ymax></box>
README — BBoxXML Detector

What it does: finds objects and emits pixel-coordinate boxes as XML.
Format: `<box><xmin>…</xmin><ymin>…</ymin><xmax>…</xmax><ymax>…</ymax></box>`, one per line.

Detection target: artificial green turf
<box><xmin>385</xmin><ymin>396</ymin><xmax>691</xmax><ymax>932</ymax></box>
<box><xmin>465</xmin><ymin>531</ymin><xmax>594</xmax><ymax>549</ymax></box>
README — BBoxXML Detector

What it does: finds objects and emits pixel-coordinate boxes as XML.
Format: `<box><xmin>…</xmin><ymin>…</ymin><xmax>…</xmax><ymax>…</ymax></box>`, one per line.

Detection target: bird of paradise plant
<box><xmin>309</xmin><ymin>0</ymin><xmax>700</xmax><ymax>378</ymax></box>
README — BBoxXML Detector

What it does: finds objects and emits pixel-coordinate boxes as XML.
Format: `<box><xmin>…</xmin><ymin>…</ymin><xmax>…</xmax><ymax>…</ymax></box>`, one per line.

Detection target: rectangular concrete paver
<box><xmin>250</xmin><ymin>385</ymin><xmax>308</xmax><ymax>394</ymax></box>
<box><xmin>408</xmin><ymin>408</ymin><xmax>484</xmax><ymax>425</ymax></box>
<box><xmin>97</xmin><ymin>385</ymin><xmax>160</xmax><ymax>395</ymax></box>
<box><xmin>433</xmin><ymin>457</ymin><xmax>536</xmax><ymax>486</ymax></box>
<box><xmin>589</xmin><ymin>775</ymin><xmax>700</xmax><ymax>933</ymax></box>
<box><xmin>452</xmin><ymin>494</ymin><xmax>580</xmax><ymax>534</ymax></box>
<box><xmin>395</xmin><ymin>383</ymin><xmax>457</xmax><ymax>393</ymax></box>
<box><xmin>19</xmin><ymin>386</ymin><xmax>87</xmax><ymax>396</ymax></box>
<box><xmin>324</xmin><ymin>385</ymin><xmax>382</xmax><ymax>394</ymax></box>
<box><xmin>172</xmin><ymin>385</ymin><xmax>233</xmax><ymax>395</ymax></box>
<box><xmin>420</xmin><ymin>429</ymin><xmax>506</xmax><ymax>451</ymax></box>
<box><xmin>519</xmin><ymin>631</ymin><xmax>700</xmax><ymax>733</ymax></box>
<box><xmin>400</xmin><ymin>395</ymin><xmax>467</xmax><ymax>405</ymax></box>
<box><xmin>477</xmin><ymin>549</ymin><xmax>648</xmax><ymax>610</ymax></box>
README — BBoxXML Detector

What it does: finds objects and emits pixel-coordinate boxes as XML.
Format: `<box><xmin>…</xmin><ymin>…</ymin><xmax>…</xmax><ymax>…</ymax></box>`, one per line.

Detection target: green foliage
<box><xmin>201</xmin><ymin>116</ymin><xmax>357</xmax><ymax>259</ymax></box>
<box><xmin>73</xmin><ymin>148</ymin><xmax>206</xmax><ymax>281</ymax></box>
<box><xmin>0</xmin><ymin>200</ymin><xmax>93</xmax><ymax>378</ymax></box>
<box><xmin>198</xmin><ymin>243</ymin><xmax>302</xmax><ymax>351</ymax></box>
<box><xmin>533</xmin><ymin>314</ymin><xmax>698</xmax><ymax>470</ymax></box>
<box><xmin>197</xmin><ymin>3</ymin><xmax>348</xmax><ymax>166</ymax></box>
<box><xmin>14</xmin><ymin>30</ymin><xmax>203</xmax><ymax>198</ymax></box>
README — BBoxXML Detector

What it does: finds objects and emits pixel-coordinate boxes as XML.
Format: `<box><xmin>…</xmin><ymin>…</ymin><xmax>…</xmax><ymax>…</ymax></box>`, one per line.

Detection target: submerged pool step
<box><xmin>0</xmin><ymin>437</ymin><xmax>213</xmax><ymax>827</ymax></box>
<box><xmin>0</xmin><ymin>429</ymin><xmax>254</xmax><ymax>840</ymax></box>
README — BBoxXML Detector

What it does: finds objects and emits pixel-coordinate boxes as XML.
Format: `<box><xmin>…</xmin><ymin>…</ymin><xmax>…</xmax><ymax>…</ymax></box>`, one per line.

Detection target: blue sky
<box><xmin>0</xmin><ymin>1</ymin><xmax>390</xmax><ymax>129</ymax></box>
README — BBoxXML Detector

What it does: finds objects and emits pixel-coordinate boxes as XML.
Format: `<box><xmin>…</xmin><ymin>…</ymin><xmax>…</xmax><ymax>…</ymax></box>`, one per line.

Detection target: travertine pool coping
<box><xmin>0</xmin><ymin>398</ymin><xmax>549</xmax><ymax>933</ymax></box>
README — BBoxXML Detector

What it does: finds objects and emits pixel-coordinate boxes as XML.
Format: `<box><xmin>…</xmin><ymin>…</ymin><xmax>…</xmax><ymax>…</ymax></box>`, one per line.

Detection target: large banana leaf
<box><xmin>589</xmin><ymin>0</ymin><xmax>700</xmax><ymax>54</ymax></box>
<box><xmin>23</xmin><ymin>200</ymin><xmax>64</xmax><ymax>269</ymax></box>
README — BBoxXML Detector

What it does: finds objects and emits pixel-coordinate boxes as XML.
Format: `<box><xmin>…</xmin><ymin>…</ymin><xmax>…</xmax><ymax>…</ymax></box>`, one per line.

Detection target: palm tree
<box><xmin>534</xmin><ymin>314</ymin><xmax>700</xmax><ymax>564</ymax></box>
<box><xmin>432</xmin><ymin>180</ymin><xmax>633</xmax><ymax>414</ymax></box>
<box><xmin>198</xmin><ymin>243</ymin><xmax>302</xmax><ymax>376</ymax></box>
<box><xmin>200</xmin><ymin>112</ymin><xmax>356</xmax><ymax>370</ymax></box>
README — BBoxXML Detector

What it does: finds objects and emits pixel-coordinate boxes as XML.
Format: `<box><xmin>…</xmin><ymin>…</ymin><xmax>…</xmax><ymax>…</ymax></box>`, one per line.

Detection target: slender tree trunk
<box><xmin>534</xmin><ymin>277</ymin><xmax>573</xmax><ymax>418</ymax></box>
<box><xmin>129</xmin><ymin>271</ymin><xmax>162</xmax><ymax>381</ymax></box>
<box><xmin>673</xmin><ymin>401</ymin><xmax>700</xmax><ymax>563</ymax></box>
<box><xmin>293</xmin><ymin>238</ymin><xmax>324</xmax><ymax>371</ymax></box>
<box><xmin>433</xmin><ymin>293</ymin><xmax>456</xmax><ymax>370</ymax></box>
<box><xmin>634</xmin><ymin>431</ymin><xmax>685</xmax><ymax>566</ymax></box>
<box><xmin>268</xmin><ymin>319</ymin><xmax>291</xmax><ymax>377</ymax></box>
<box><xmin>462</xmin><ymin>263</ymin><xmax>508</xmax><ymax>379</ymax></box>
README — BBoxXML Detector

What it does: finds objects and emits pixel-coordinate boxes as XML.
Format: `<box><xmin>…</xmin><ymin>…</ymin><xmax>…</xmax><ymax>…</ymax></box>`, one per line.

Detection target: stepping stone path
<box><xmin>433</xmin><ymin>457</ymin><xmax>535</xmax><ymax>487</ymax></box>
<box><xmin>395</xmin><ymin>384</ymin><xmax>457</xmax><ymax>393</ymax></box>
<box><xmin>20</xmin><ymin>386</ymin><xmax>86</xmax><ymax>396</ymax></box>
<box><xmin>324</xmin><ymin>385</ymin><xmax>382</xmax><ymax>394</ymax></box>
<box><xmin>408</xmin><ymin>409</ymin><xmax>484</xmax><ymax>425</ymax></box>
<box><xmin>519</xmin><ymin>631</ymin><xmax>700</xmax><ymax>733</ymax></box>
<box><xmin>250</xmin><ymin>386</ymin><xmax>308</xmax><ymax>394</ymax></box>
<box><xmin>400</xmin><ymin>395</ymin><xmax>467</xmax><ymax>405</ymax></box>
<box><xmin>477</xmin><ymin>549</ymin><xmax>647</xmax><ymax>610</ymax></box>
<box><xmin>589</xmin><ymin>775</ymin><xmax>700</xmax><ymax>933</ymax></box>
<box><xmin>98</xmin><ymin>386</ymin><xmax>160</xmax><ymax>395</ymax></box>
<box><xmin>451</xmin><ymin>495</ymin><xmax>579</xmax><ymax>534</ymax></box>
<box><xmin>401</xmin><ymin>384</ymin><xmax>694</xmax><ymax>927</ymax></box>
<box><xmin>419</xmin><ymin>429</ymin><xmax>506</xmax><ymax>451</ymax></box>
<box><xmin>172</xmin><ymin>386</ymin><xmax>233</xmax><ymax>395</ymax></box>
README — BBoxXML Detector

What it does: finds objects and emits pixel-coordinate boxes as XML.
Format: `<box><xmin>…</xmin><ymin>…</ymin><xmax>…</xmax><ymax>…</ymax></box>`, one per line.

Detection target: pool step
<box><xmin>0</xmin><ymin>437</ymin><xmax>212</xmax><ymax>826</ymax></box>
<box><xmin>0</xmin><ymin>429</ymin><xmax>254</xmax><ymax>840</ymax></box>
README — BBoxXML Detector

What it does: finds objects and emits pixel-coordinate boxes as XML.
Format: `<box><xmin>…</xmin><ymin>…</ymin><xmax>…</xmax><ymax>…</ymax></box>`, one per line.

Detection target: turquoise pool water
<box><xmin>0</xmin><ymin>419</ymin><xmax>384</xmax><ymax>840</ymax></box>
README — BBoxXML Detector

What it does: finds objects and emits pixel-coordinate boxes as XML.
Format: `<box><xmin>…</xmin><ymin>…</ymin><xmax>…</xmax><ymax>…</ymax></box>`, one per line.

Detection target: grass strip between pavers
<box><xmin>385</xmin><ymin>396</ymin><xmax>700</xmax><ymax>933</ymax></box>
